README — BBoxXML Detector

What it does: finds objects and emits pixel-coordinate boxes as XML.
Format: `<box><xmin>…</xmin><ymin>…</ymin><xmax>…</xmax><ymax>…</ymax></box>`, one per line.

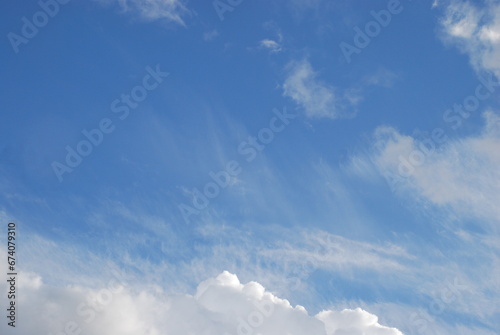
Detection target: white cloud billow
<box><xmin>439</xmin><ymin>0</ymin><xmax>500</xmax><ymax>77</ymax></box>
<box><xmin>283</xmin><ymin>59</ymin><xmax>359</xmax><ymax>119</ymax></box>
<box><xmin>0</xmin><ymin>269</ymin><xmax>403</xmax><ymax>335</ymax></box>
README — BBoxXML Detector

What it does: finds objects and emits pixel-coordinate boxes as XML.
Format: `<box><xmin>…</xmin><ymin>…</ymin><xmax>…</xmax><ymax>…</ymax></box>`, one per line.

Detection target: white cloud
<box><xmin>258</xmin><ymin>24</ymin><xmax>283</xmax><ymax>53</ymax></box>
<box><xmin>348</xmin><ymin>301</ymin><xmax>500</xmax><ymax>335</ymax></box>
<box><xmin>369</xmin><ymin>111</ymin><xmax>500</xmax><ymax>226</ymax></box>
<box><xmin>204</xmin><ymin>29</ymin><xmax>219</xmax><ymax>41</ymax></box>
<box><xmin>0</xmin><ymin>269</ymin><xmax>404</xmax><ymax>335</ymax></box>
<box><xmin>258</xmin><ymin>230</ymin><xmax>413</xmax><ymax>275</ymax></box>
<box><xmin>5</xmin><ymin>213</ymin><xmax>498</xmax><ymax>334</ymax></box>
<box><xmin>283</xmin><ymin>59</ymin><xmax>359</xmax><ymax>119</ymax></box>
<box><xmin>439</xmin><ymin>0</ymin><xmax>500</xmax><ymax>77</ymax></box>
<box><xmin>103</xmin><ymin>0</ymin><xmax>190</xmax><ymax>25</ymax></box>
<box><xmin>259</xmin><ymin>39</ymin><xmax>283</xmax><ymax>53</ymax></box>
<box><xmin>363</xmin><ymin>68</ymin><xmax>399</xmax><ymax>88</ymax></box>
<box><xmin>317</xmin><ymin>308</ymin><xmax>403</xmax><ymax>335</ymax></box>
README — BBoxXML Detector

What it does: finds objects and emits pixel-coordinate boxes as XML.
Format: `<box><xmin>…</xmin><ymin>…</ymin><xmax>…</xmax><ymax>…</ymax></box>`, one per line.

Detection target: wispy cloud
<box><xmin>258</xmin><ymin>22</ymin><xmax>284</xmax><ymax>54</ymax></box>
<box><xmin>282</xmin><ymin>59</ymin><xmax>360</xmax><ymax>119</ymax></box>
<box><xmin>438</xmin><ymin>0</ymin><xmax>500</xmax><ymax>77</ymax></box>
<box><xmin>341</xmin><ymin>111</ymin><xmax>500</xmax><ymax>332</ymax></box>
<box><xmin>203</xmin><ymin>29</ymin><xmax>219</xmax><ymax>41</ymax></box>
<box><xmin>102</xmin><ymin>0</ymin><xmax>191</xmax><ymax>25</ymax></box>
<box><xmin>370</xmin><ymin>111</ymin><xmax>500</xmax><ymax>227</ymax></box>
<box><xmin>363</xmin><ymin>68</ymin><xmax>399</xmax><ymax>88</ymax></box>
<box><xmin>6</xmin><ymin>199</ymin><xmax>499</xmax><ymax>334</ymax></box>
<box><xmin>259</xmin><ymin>39</ymin><xmax>283</xmax><ymax>53</ymax></box>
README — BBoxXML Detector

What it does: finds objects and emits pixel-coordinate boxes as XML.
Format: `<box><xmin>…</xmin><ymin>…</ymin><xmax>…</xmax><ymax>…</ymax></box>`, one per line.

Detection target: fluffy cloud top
<box><xmin>0</xmin><ymin>270</ymin><xmax>403</xmax><ymax>335</ymax></box>
<box><xmin>439</xmin><ymin>0</ymin><xmax>500</xmax><ymax>76</ymax></box>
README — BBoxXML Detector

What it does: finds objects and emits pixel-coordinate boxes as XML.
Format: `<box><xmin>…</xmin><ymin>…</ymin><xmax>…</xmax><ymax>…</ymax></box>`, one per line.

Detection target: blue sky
<box><xmin>1</xmin><ymin>0</ymin><xmax>500</xmax><ymax>334</ymax></box>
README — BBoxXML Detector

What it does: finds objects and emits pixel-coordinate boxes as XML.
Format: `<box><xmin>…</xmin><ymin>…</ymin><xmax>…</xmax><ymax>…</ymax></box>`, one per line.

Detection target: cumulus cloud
<box><xmin>102</xmin><ymin>0</ymin><xmax>190</xmax><ymax>25</ymax></box>
<box><xmin>0</xmin><ymin>269</ymin><xmax>403</xmax><ymax>335</ymax></box>
<box><xmin>283</xmin><ymin>59</ymin><xmax>360</xmax><ymax>119</ymax></box>
<box><xmin>438</xmin><ymin>0</ymin><xmax>500</xmax><ymax>77</ymax></box>
<box><xmin>317</xmin><ymin>308</ymin><xmax>404</xmax><ymax>335</ymax></box>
